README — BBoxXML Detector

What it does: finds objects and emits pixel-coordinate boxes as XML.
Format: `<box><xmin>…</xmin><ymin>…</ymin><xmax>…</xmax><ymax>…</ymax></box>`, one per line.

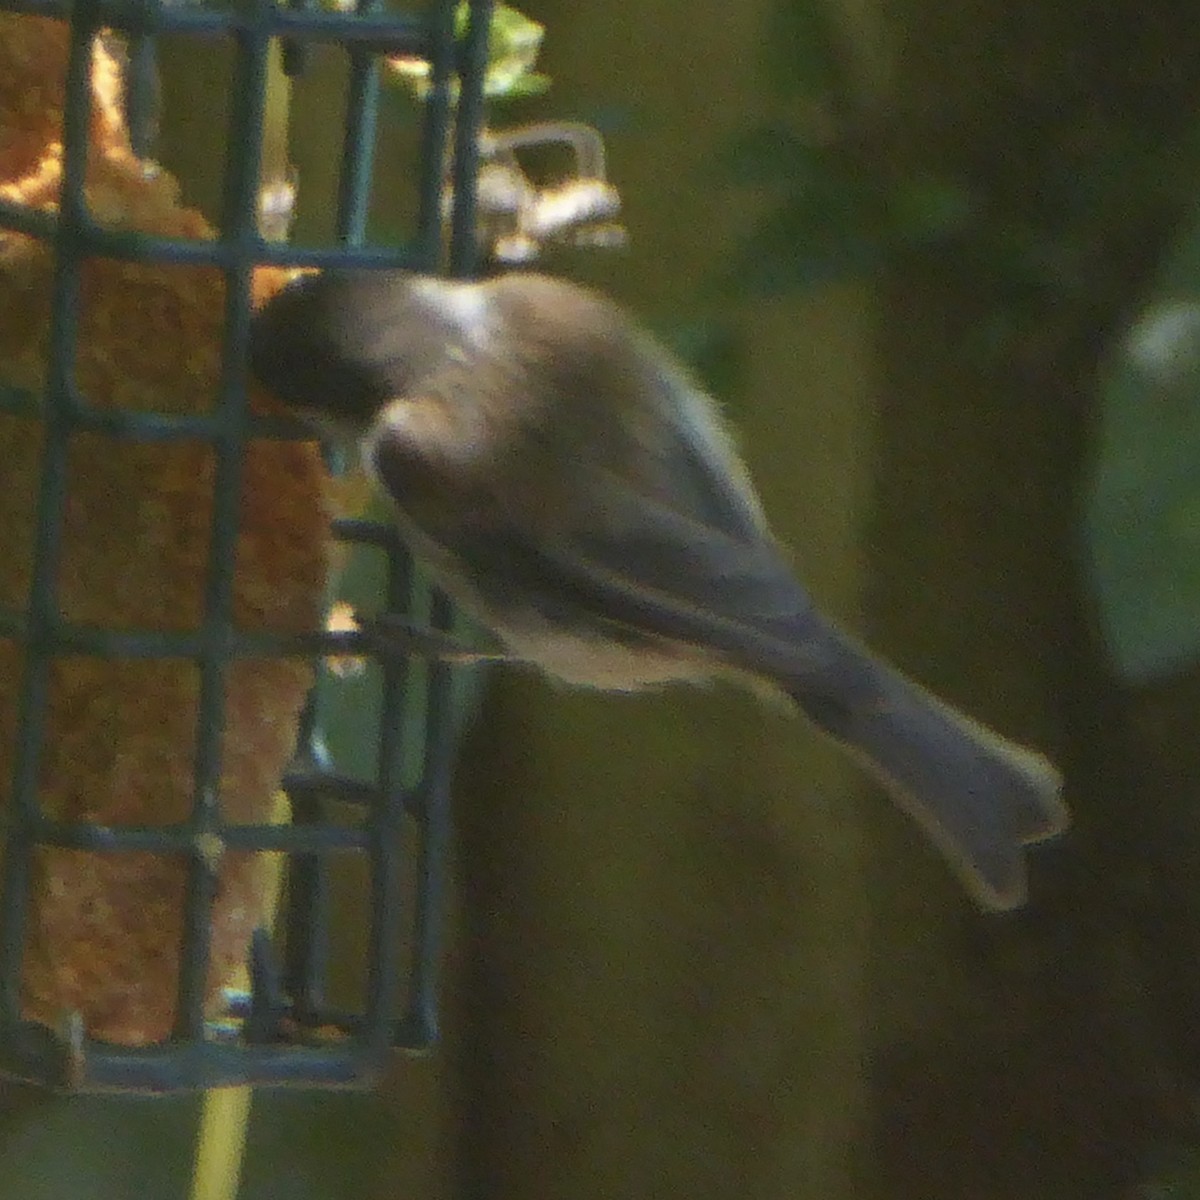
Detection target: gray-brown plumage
<box><xmin>249</xmin><ymin>269</ymin><xmax>1068</xmax><ymax>910</ymax></box>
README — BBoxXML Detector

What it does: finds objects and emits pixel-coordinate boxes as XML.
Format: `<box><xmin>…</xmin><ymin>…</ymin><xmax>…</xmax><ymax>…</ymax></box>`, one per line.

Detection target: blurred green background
<box><xmin>10</xmin><ymin>0</ymin><xmax>1200</xmax><ymax>1196</ymax></box>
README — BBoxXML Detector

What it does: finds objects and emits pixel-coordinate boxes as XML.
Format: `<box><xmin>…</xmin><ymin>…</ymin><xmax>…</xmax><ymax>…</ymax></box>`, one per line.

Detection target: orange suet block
<box><xmin>0</xmin><ymin>20</ymin><xmax>332</xmax><ymax>1043</ymax></box>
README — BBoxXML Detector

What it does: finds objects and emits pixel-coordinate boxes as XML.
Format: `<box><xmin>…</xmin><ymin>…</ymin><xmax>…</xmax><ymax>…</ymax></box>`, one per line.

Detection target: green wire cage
<box><xmin>0</xmin><ymin>0</ymin><xmax>492</xmax><ymax>1092</ymax></box>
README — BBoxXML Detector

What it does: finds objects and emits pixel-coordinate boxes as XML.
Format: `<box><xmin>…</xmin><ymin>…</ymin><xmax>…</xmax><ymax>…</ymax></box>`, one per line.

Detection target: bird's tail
<box><xmin>778</xmin><ymin>619</ymin><xmax>1067</xmax><ymax>910</ymax></box>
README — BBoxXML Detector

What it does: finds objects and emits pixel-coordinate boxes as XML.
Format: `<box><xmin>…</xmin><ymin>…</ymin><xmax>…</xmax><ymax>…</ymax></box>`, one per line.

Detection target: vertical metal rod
<box><xmin>362</xmin><ymin>543</ymin><xmax>415</xmax><ymax>1056</ymax></box>
<box><xmin>414</xmin><ymin>0</ymin><xmax>457</xmax><ymax>267</ymax></box>
<box><xmin>401</xmin><ymin>589</ymin><xmax>460</xmax><ymax>1047</ymax></box>
<box><xmin>175</xmin><ymin>0</ymin><xmax>273</xmax><ymax>1040</ymax></box>
<box><xmin>335</xmin><ymin>0</ymin><xmax>384</xmax><ymax>244</ymax></box>
<box><xmin>279</xmin><ymin>0</ymin><xmax>314</xmax><ymax>77</ymax></box>
<box><xmin>0</xmin><ymin>0</ymin><xmax>95</xmax><ymax>1027</ymax></box>
<box><xmin>446</xmin><ymin>0</ymin><xmax>494</xmax><ymax>278</ymax></box>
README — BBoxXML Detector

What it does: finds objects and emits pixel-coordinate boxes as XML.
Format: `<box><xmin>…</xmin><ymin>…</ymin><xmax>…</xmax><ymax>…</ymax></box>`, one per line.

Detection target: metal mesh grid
<box><xmin>0</xmin><ymin>0</ymin><xmax>491</xmax><ymax>1091</ymax></box>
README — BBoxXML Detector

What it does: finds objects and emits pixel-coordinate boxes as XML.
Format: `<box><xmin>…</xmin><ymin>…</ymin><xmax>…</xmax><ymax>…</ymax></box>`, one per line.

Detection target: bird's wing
<box><xmin>434</xmin><ymin>460</ymin><xmax>832</xmax><ymax>680</ymax></box>
<box><xmin>368</xmin><ymin>362</ymin><xmax>829</xmax><ymax>679</ymax></box>
<box><xmin>636</xmin><ymin>359</ymin><xmax>772</xmax><ymax>546</ymax></box>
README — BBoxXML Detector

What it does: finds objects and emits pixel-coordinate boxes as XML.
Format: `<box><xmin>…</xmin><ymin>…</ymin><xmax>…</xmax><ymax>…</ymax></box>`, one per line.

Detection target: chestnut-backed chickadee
<box><xmin>249</xmin><ymin>269</ymin><xmax>1068</xmax><ymax>910</ymax></box>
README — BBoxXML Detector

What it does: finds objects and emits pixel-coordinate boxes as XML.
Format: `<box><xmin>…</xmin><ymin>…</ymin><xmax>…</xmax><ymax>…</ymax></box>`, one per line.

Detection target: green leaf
<box><xmin>726</xmin><ymin>169</ymin><xmax>884</xmax><ymax>294</ymax></box>
<box><xmin>478</xmin><ymin>2</ymin><xmax>549</xmax><ymax>97</ymax></box>
<box><xmin>883</xmin><ymin>173</ymin><xmax>976</xmax><ymax>246</ymax></box>
<box><xmin>1086</xmin><ymin>208</ymin><xmax>1200</xmax><ymax>680</ymax></box>
<box><xmin>713</xmin><ymin>124</ymin><xmax>829</xmax><ymax>185</ymax></box>
<box><xmin>661</xmin><ymin>320</ymin><xmax>746</xmax><ymax>400</ymax></box>
<box><xmin>760</xmin><ymin>0</ymin><xmax>847</xmax><ymax>101</ymax></box>
<box><xmin>386</xmin><ymin>1</ymin><xmax>550</xmax><ymax>103</ymax></box>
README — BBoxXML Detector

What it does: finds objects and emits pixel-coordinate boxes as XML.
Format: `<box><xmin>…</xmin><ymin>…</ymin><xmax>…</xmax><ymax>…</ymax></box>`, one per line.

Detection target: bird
<box><xmin>248</xmin><ymin>267</ymin><xmax>1068</xmax><ymax>910</ymax></box>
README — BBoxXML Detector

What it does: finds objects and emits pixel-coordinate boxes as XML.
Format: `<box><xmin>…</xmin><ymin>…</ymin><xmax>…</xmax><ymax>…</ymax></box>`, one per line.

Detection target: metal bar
<box><xmin>330</xmin><ymin>517</ymin><xmax>405</xmax><ymax>547</ymax></box>
<box><xmin>1</xmin><ymin>0</ymin><xmax>431</xmax><ymax>50</ymax></box>
<box><xmin>0</xmin><ymin>199</ymin><xmax>58</xmax><ymax>240</ymax></box>
<box><xmin>446</xmin><ymin>0</ymin><xmax>495</xmax><ymax>277</ymax></box>
<box><xmin>0</xmin><ymin>385</ymin><xmax>315</xmax><ymax>441</ymax></box>
<box><xmin>67</xmin><ymin>406</ymin><xmax>314</xmax><ymax>441</ymax></box>
<box><xmin>29</xmin><ymin>820</ymin><xmax>372</xmax><ymax>855</ymax></box>
<box><xmin>413</xmin><ymin>0</ymin><xmax>457</xmax><ymax>265</ymax></box>
<box><xmin>280</xmin><ymin>784</ymin><xmax>333</xmax><ymax>1025</ymax></box>
<box><xmin>361</xmin><ymin>542</ymin><xmax>415</xmax><ymax>1053</ymax></box>
<box><xmin>0</xmin><ymin>200</ymin><xmax>427</xmax><ymax>268</ymax></box>
<box><xmin>0</xmin><ymin>616</ymin><xmax>385</xmax><ymax>661</ymax></box>
<box><xmin>281</xmin><ymin>770</ymin><xmax>380</xmax><ymax>806</ymax></box>
<box><xmin>0</xmin><ymin>0</ymin><xmax>97</xmax><ymax>1028</ymax></box>
<box><xmin>0</xmin><ymin>1034</ymin><xmax>382</xmax><ymax>1093</ymax></box>
<box><xmin>173</xmin><ymin>6</ymin><xmax>275</xmax><ymax>1041</ymax></box>
<box><xmin>279</xmin><ymin>0</ymin><xmax>316</xmax><ymax>77</ymax></box>
<box><xmin>334</xmin><ymin>0</ymin><xmax>384</xmax><ymax>245</ymax></box>
<box><xmin>398</xmin><ymin>589</ymin><xmax>459</xmax><ymax>1048</ymax></box>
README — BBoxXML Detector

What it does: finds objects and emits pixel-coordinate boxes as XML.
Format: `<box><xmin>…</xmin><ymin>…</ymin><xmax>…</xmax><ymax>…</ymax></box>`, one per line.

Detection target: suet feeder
<box><xmin>0</xmin><ymin>0</ymin><xmax>492</xmax><ymax>1092</ymax></box>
